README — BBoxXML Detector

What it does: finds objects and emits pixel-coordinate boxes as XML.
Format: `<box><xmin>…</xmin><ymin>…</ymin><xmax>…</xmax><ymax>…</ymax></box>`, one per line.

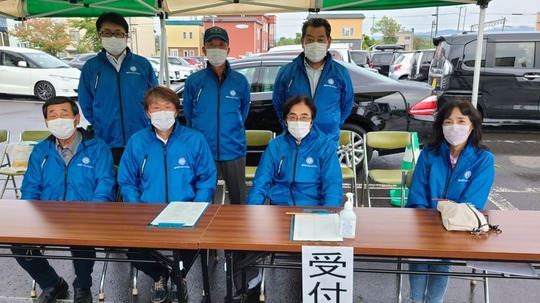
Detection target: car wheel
<box><xmin>34</xmin><ymin>81</ymin><xmax>56</xmax><ymax>101</ymax></box>
<box><xmin>339</xmin><ymin>123</ymin><xmax>371</xmax><ymax>170</ymax></box>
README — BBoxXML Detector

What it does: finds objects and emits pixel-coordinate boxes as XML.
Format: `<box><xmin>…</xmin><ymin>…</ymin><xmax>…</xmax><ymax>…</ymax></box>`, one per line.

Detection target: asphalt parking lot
<box><xmin>1</xmin><ymin>97</ymin><xmax>540</xmax><ymax>302</ymax></box>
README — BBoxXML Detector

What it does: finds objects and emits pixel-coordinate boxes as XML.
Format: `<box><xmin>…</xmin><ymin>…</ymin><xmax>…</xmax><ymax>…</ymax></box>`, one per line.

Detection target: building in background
<box><xmin>396</xmin><ymin>31</ymin><xmax>414</xmax><ymax>50</ymax></box>
<box><xmin>536</xmin><ymin>13</ymin><xmax>540</xmax><ymax>31</ymax></box>
<box><xmin>202</xmin><ymin>15</ymin><xmax>276</xmax><ymax>58</ymax></box>
<box><xmin>165</xmin><ymin>20</ymin><xmax>204</xmax><ymax>57</ymax></box>
<box><xmin>307</xmin><ymin>13</ymin><xmax>365</xmax><ymax>50</ymax></box>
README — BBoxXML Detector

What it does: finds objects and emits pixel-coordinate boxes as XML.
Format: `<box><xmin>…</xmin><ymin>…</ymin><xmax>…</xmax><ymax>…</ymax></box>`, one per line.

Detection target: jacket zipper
<box><xmin>216</xmin><ymin>82</ymin><xmax>221</xmax><ymax>160</ymax></box>
<box><xmin>163</xmin><ymin>144</ymin><xmax>169</xmax><ymax>203</ymax></box>
<box><xmin>116</xmin><ymin>72</ymin><xmax>127</xmax><ymax>146</ymax></box>
<box><xmin>289</xmin><ymin>142</ymin><xmax>300</xmax><ymax>206</ymax></box>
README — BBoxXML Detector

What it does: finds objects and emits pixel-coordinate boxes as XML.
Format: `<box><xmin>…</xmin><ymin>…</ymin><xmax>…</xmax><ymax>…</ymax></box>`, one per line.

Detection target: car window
<box><xmin>493</xmin><ymin>42</ymin><xmax>535</xmax><ymax>68</ymax></box>
<box><xmin>463</xmin><ymin>40</ymin><xmax>486</xmax><ymax>68</ymax></box>
<box><xmin>234</xmin><ymin>65</ymin><xmax>258</xmax><ymax>92</ymax></box>
<box><xmin>261</xmin><ymin>66</ymin><xmax>280</xmax><ymax>92</ymax></box>
<box><xmin>422</xmin><ymin>51</ymin><xmax>435</xmax><ymax>65</ymax></box>
<box><xmin>1</xmin><ymin>52</ymin><xmax>21</xmax><ymax>67</ymax></box>
<box><xmin>372</xmin><ymin>53</ymin><xmax>394</xmax><ymax>64</ymax></box>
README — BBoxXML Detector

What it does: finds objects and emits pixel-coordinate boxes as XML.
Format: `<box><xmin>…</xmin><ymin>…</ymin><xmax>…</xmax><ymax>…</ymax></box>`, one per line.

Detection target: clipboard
<box><xmin>290</xmin><ymin>213</ymin><xmax>343</xmax><ymax>242</ymax></box>
<box><xmin>148</xmin><ymin>201</ymin><xmax>210</xmax><ymax>229</ymax></box>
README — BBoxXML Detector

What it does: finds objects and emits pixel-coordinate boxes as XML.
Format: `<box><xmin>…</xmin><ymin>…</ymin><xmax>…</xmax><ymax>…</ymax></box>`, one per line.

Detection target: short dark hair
<box><xmin>42</xmin><ymin>97</ymin><xmax>79</xmax><ymax>118</ymax></box>
<box><xmin>143</xmin><ymin>86</ymin><xmax>181</xmax><ymax>111</ymax></box>
<box><xmin>429</xmin><ymin>99</ymin><xmax>487</xmax><ymax>152</ymax></box>
<box><xmin>282</xmin><ymin>95</ymin><xmax>317</xmax><ymax>121</ymax></box>
<box><xmin>96</xmin><ymin>12</ymin><xmax>129</xmax><ymax>33</ymax></box>
<box><xmin>302</xmin><ymin>18</ymin><xmax>331</xmax><ymax>40</ymax></box>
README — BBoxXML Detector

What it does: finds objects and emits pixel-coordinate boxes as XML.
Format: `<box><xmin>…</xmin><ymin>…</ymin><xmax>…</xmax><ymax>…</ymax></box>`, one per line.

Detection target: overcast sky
<box><xmin>274</xmin><ymin>0</ymin><xmax>539</xmax><ymax>38</ymax></box>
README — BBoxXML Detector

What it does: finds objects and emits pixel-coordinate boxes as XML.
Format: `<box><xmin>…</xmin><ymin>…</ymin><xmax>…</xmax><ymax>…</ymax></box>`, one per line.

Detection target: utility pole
<box><xmin>435</xmin><ymin>7</ymin><xmax>439</xmax><ymax>37</ymax></box>
<box><xmin>462</xmin><ymin>6</ymin><xmax>467</xmax><ymax>32</ymax></box>
<box><xmin>371</xmin><ymin>14</ymin><xmax>375</xmax><ymax>39</ymax></box>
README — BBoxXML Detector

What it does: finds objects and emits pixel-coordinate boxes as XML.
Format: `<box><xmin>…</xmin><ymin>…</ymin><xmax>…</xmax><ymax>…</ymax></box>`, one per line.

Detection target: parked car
<box><xmin>0</xmin><ymin>47</ymin><xmax>80</xmax><ymax>101</ymax></box>
<box><xmin>147</xmin><ymin>57</ymin><xmax>192</xmax><ymax>82</ymax></box>
<box><xmin>182</xmin><ymin>57</ymin><xmax>203</xmax><ymax>70</ymax></box>
<box><xmin>410</xmin><ymin>49</ymin><xmax>435</xmax><ymax>82</ymax></box>
<box><xmin>369</xmin><ymin>51</ymin><xmax>399</xmax><ymax>77</ymax></box>
<box><xmin>349</xmin><ymin>50</ymin><xmax>370</xmax><ymax>68</ymax></box>
<box><xmin>389</xmin><ymin>52</ymin><xmax>415</xmax><ymax>80</ymax></box>
<box><xmin>429</xmin><ymin>32</ymin><xmax>540</xmax><ymax>124</ymax></box>
<box><xmin>68</xmin><ymin>52</ymin><xmax>97</xmax><ymax>70</ymax></box>
<box><xmin>60</xmin><ymin>57</ymin><xmax>75</xmax><ymax>64</ymax></box>
<box><xmin>174</xmin><ymin>55</ymin><xmax>437</xmax><ymax>167</ymax></box>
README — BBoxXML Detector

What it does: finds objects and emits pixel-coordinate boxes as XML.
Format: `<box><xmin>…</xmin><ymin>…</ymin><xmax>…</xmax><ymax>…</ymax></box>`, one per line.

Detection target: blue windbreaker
<box><xmin>21</xmin><ymin>129</ymin><xmax>115</xmax><ymax>202</ymax></box>
<box><xmin>407</xmin><ymin>140</ymin><xmax>495</xmax><ymax>210</ymax></box>
<box><xmin>272</xmin><ymin>52</ymin><xmax>354</xmax><ymax>142</ymax></box>
<box><xmin>77</xmin><ymin>48</ymin><xmax>158</xmax><ymax>148</ymax></box>
<box><xmin>247</xmin><ymin>129</ymin><xmax>343</xmax><ymax>206</ymax></box>
<box><xmin>118</xmin><ymin>122</ymin><xmax>217</xmax><ymax>203</ymax></box>
<box><xmin>183</xmin><ymin>62</ymin><xmax>251</xmax><ymax>161</ymax></box>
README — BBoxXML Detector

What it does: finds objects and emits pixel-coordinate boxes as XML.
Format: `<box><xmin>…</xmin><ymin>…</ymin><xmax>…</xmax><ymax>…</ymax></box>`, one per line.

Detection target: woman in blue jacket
<box><xmin>406</xmin><ymin>99</ymin><xmax>495</xmax><ymax>303</ymax></box>
<box><xmin>118</xmin><ymin>86</ymin><xmax>217</xmax><ymax>303</ymax></box>
<box><xmin>247</xmin><ymin>95</ymin><xmax>343</xmax><ymax>206</ymax></box>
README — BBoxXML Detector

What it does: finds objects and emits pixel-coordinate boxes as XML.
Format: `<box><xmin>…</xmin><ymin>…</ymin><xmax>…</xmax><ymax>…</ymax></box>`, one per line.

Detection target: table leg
<box><xmin>200</xmin><ymin>250</ymin><xmax>211</xmax><ymax>303</ymax></box>
<box><xmin>225</xmin><ymin>250</ymin><xmax>234</xmax><ymax>303</ymax></box>
<box><xmin>173</xmin><ymin>251</ymin><xmax>186</xmax><ymax>303</ymax></box>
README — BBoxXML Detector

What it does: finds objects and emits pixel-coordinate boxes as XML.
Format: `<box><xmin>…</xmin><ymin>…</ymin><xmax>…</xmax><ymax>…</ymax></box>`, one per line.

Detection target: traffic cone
<box><xmin>390</xmin><ymin>132</ymin><xmax>419</xmax><ymax>207</ymax></box>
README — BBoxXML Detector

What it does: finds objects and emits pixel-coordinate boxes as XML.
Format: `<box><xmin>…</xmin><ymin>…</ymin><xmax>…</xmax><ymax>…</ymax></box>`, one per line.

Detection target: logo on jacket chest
<box><xmin>322</xmin><ymin>78</ymin><xmax>337</xmax><ymax>89</ymax></box>
<box><xmin>225</xmin><ymin>89</ymin><xmax>240</xmax><ymax>100</ymax></box>
<box><xmin>301</xmin><ymin>156</ymin><xmax>317</xmax><ymax>168</ymax></box>
<box><xmin>174</xmin><ymin>157</ymin><xmax>190</xmax><ymax>169</ymax></box>
<box><xmin>457</xmin><ymin>170</ymin><xmax>472</xmax><ymax>183</ymax></box>
<box><xmin>126</xmin><ymin>66</ymin><xmax>141</xmax><ymax>76</ymax></box>
<box><xmin>76</xmin><ymin>156</ymin><xmax>94</xmax><ymax>169</ymax></box>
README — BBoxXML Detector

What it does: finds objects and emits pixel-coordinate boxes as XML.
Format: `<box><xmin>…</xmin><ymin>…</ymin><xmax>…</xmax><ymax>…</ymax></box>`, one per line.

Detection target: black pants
<box><xmin>12</xmin><ymin>246</ymin><xmax>95</xmax><ymax>289</ymax></box>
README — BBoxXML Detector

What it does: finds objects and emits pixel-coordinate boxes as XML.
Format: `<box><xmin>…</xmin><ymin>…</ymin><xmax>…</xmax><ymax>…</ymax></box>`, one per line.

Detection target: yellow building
<box><xmin>307</xmin><ymin>13</ymin><xmax>365</xmax><ymax>50</ymax></box>
<box><xmin>164</xmin><ymin>20</ymin><xmax>204</xmax><ymax>57</ymax></box>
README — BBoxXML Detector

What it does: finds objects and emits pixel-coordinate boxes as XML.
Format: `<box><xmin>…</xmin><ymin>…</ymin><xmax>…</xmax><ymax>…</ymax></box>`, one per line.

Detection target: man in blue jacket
<box><xmin>183</xmin><ymin>26</ymin><xmax>251</xmax><ymax>205</ymax></box>
<box><xmin>78</xmin><ymin>12</ymin><xmax>158</xmax><ymax>164</ymax></box>
<box><xmin>12</xmin><ymin>97</ymin><xmax>115</xmax><ymax>303</ymax></box>
<box><xmin>272</xmin><ymin>18</ymin><xmax>354</xmax><ymax>144</ymax></box>
<box><xmin>118</xmin><ymin>86</ymin><xmax>217</xmax><ymax>303</ymax></box>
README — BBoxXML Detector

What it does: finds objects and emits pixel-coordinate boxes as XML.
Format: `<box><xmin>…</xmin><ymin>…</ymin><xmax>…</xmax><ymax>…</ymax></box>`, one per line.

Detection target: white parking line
<box><xmin>488</xmin><ymin>193</ymin><xmax>519</xmax><ymax>210</ymax></box>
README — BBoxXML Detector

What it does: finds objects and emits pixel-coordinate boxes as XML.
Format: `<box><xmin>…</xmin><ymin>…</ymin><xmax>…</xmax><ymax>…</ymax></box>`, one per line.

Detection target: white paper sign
<box><xmin>302</xmin><ymin>246</ymin><xmax>354</xmax><ymax>303</ymax></box>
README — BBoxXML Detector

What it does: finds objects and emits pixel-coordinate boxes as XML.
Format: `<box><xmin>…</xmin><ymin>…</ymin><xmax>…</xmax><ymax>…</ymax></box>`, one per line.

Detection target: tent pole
<box><xmin>159</xmin><ymin>11</ymin><xmax>170</xmax><ymax>88</ymax></box>
<box><xmin>471</xmin><ymin>1</ymin><xmax>489</xmax><ymax>109</ymax></box>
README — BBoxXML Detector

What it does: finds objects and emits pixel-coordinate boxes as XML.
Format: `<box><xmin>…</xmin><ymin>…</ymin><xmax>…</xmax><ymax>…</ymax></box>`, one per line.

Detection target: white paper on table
<box><xmin>148</xmin><ymin>201</ymin><xmax>209</xmax><ymax>228</ymax></box>
<box><xmin>291</xmin><ymin>213</ymin><xmax>343</xmax><ymax>242</ymax></box>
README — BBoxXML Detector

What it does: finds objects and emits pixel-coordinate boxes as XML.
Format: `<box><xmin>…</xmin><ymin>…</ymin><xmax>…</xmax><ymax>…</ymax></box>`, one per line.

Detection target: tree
<box><xmin>69</xmin><ymin>18</ymin><xmax>101</xmax><ymax>53</ymax></box>
<box><xmin>275</xmin><ymin>33</ymin><xmax>302</xmax><ymax>47</ymax></box>
<box><xmin>362</xmin><ymin>34</ymin><xmax>375</xmax><ymax>50</ymax></box>
<box><xmin>9</xmin><ymin>19</ymin><xmax>70</xmax><ymax>56</ymax></box>
<box><xmin>413</xmin><ymin>36</ymin><xmax>433</xmax><ymax>50</ymax></box>
<box><xmin>371</xmin><ymin>16</ymin><xmax>404</xmax><ymax>44</ymax></box>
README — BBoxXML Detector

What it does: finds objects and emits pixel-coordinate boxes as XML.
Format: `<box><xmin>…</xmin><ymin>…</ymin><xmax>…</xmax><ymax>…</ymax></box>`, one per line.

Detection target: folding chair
<box><xmin>220</xmin><ymin>130</ymin><xmax>275</xmax><ymax>204</ymax></box>
<box><xmin>21</xmin><ymin>130</ymin><xmax>51</xmax><ymax>142</ymax></box>
<box><xmin>339</xmin><ymin>130</ymin><xmax>358</xmax><ymax>206</ymax></box>
<box><xmin>361</xmin><ymin>131</ymin><xmax>413</xmax><ymax>208</ymax></box>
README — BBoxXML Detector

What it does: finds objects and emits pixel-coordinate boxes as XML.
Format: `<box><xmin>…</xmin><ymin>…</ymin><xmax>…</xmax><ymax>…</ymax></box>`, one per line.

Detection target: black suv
<box><xmin>176</xmin><ymin>55</ymin><xmax>436</xmax><ymax>167</ymax></box>
<box><xmin>429</xmin><ymin>32</ymin><xmax>540</xmax><ymax>123</ymax></box>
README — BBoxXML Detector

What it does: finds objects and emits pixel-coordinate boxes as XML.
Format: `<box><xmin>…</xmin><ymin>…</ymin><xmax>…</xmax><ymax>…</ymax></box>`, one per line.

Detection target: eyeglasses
<box><xmin>99</xmin><ymin>31</ymin><xmax>128</xmax><ymax>38</ymax></box>
<box><xmin>286</xmin><ymin>114</ymin><xmax>312</xmax><ymax>122</ymax></box>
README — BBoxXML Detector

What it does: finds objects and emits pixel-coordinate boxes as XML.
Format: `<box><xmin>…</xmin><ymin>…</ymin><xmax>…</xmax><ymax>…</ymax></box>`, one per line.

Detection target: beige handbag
<box><xmin>437</xmin><ymin>200</ymin><xmax>502</xmax><ymax>235</ymax></box>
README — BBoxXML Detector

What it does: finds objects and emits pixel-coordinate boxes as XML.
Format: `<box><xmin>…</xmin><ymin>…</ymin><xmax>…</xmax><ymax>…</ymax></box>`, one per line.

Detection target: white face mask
<box><xmin>150</xmin><ymin>111</ymin><xmax>176</xmax><ymax>132</ymax></box>
<box><xmin>47</xmin><ymin>118</ymin><xmax>76</xmax><ymax>140</ymax></box>
<box><xmin>443</xmin><ymin>124</ymin><xmax>471</xmax><ymax>146</ymax></box>
<box><xmin>287</xmin><ymin>121</ymin><xmax>311</xmax><ymax>141</ymax></box>
<box><xmin>102</xmin><ymin>37</ymin><xmax>127</xmax><ymax>56</ymax></box>
<box><xmin>304</xmin><ymin>42</ymin><xmax>328</xmax><ymax>62</ymax></box>
<box><xmin>206</xmin><ymin>49</ymin><xmax>228</xmax><ymax>66</ymax></box>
